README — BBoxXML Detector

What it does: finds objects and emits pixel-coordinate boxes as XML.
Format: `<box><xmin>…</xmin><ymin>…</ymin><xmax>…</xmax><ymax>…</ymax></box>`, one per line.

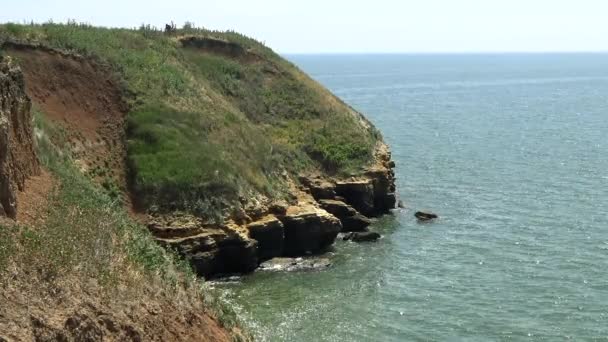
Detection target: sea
<box><xmin>214</xmin><ymin>54</ymin><xmax>608</xmax><ymax>341</ymax></box>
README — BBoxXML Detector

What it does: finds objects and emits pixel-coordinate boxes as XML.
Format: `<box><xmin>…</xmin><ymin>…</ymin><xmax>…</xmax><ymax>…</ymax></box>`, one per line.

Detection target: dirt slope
<box><xmin>0</xmin><ymin>273</ymin><xmax>234</xmax><ymax>341</ymax></box>
<box><xmin>0</xmin><ymin>46</ymin><xmax>241</xmax><ymax>341</ymax></box>
<box><xmin>5</xmin><ymin>43</ymin><xmax>128</xmax><ymax>194</ymax></box>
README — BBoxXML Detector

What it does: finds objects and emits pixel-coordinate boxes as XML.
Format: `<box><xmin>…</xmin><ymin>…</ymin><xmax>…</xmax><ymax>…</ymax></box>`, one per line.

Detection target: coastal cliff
<box><xmin>147</xmin><ymin>142</ymin><xmax>396</xmax><ymax>277</ymax></box>
<box><xmin>0</xmin><ymin>50</ymin><xmax>248</xmax><ymax>341</ymax></box>
<box><xmin>0</xmin><ymin>24</ymin><xmax>396</xmax><ymax>279</ymax></box>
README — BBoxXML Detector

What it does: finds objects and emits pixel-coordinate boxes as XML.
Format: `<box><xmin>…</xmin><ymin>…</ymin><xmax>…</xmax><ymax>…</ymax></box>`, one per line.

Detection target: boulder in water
<box><xmin>415</xmin><ymin>211</ymin><xmax>438</xmax><ymax>221</ymax></box>
<box><xmin>342</xmin><ymin>231</ymin><xmax>381</xmax><ymax>242</ymax></box>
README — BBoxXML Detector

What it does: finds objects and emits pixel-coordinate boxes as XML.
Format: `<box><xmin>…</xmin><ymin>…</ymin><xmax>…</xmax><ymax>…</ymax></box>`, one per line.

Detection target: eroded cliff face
<box><xmin>0</xmin><ymin>38</ymin><xmax>396</xmax><ymax>279</ymax></box>
<box><xmin>147</xmin><ymin>142</ymin><xmax>397</xmax><ymax>278</ymax></box>
<box><xmin>0</xmin><ymin>56</ymin><xmax>39</xmax><ymax>219</ymax></box>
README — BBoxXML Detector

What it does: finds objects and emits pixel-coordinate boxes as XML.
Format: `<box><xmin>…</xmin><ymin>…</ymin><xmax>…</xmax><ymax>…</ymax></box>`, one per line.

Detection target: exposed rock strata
<box><xmin>149</xmin><ymin>202</ymin><xmax>342</xmax><ymax>278</ymax></box>
<box><xmin>150</xmin><ymin>217</ymin><xmax>258</xmax><ymax>278</ymax></box>
<box><xmin>318</xmin><ymin>199</ymin><xmax>371</xmax><ymax>232</ymax></box>
<box><xmin>246</xmin><ymin>215</ymin><xmax>284</xmax><ymax>260</ymax></box>
<box><xmin>280</xmin><ymin>205</ymin><xmax>342</xmax><ymax>256</ymax></box>
<box><xmin>147</xmin><ymin>143</ymin><xmax>397</xmax><ymax>278</ymax></box>
<box><xmin>0</xmin><ymin>57</ymin><xmax>39</xmax><ymax>219</ymax></box>
<box><xmin>302</xmin><ymin>143</ymin><xmax>397</xmax><ymax>217</ymax></box>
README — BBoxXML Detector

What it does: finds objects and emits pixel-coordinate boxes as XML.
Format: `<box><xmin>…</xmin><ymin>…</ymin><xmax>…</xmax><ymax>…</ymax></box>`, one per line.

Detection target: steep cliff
<box><xmin>0</xmin><ymin>23</ymin><xmax>397</xmax><ymax>279</ymax></box>
<box><xmin>0</xmin><ymin>42</ymin><xmax>244</xmax><ymax>341</ymax></box>
<box><xmin>0</xmin><ymin>56</ymin><xmax>39</xmax><ymax>219</ymax></box>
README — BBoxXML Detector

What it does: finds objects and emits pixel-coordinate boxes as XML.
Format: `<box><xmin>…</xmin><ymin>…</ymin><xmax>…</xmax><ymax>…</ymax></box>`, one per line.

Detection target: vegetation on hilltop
<box><xmin>0</xmin><ymin>20</ymin><xmax>380</xmax><ymax>220</ymax></box>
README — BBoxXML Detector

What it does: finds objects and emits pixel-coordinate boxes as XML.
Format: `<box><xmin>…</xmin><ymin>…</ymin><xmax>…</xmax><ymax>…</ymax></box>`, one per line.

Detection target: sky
<box><xmin>1</xmin><ymin>0</ymin><xmax>607</xmax><ymax>54</ymax></box>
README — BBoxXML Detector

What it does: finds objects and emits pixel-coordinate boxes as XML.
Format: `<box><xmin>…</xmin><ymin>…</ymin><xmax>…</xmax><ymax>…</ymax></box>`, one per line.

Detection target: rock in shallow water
<box><xmin>415</xmin><ymin>211</ymin><xmax>438</xmax><ymax>221</ymax></box>
<box><xmin>258</xmin><ymin>257</ymin><xmax>331</xmax><ymax>272</ymax></box>
<box><xmin>342</xmin><ymin>231</ymin><xmax>381</xmax><ymax>242</ymax></box>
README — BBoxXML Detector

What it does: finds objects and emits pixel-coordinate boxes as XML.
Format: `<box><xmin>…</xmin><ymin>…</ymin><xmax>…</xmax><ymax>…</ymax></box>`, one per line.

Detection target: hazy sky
<box><xmin>2</xmin><ymin>0</ymin><xmax>607</xmax><ymax>53</ymax></box>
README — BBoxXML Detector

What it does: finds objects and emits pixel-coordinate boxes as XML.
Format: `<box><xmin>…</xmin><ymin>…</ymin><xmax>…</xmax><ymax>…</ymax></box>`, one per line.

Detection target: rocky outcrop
<box><xmin>346</xmin><ymin>143</ymin><xmax>397</xmax><ymax>216</ymax></box>
<box><xmin>280</xmin><ymin>206</ymin><xmax>342</xmax><ymax>256</ymax></box>
<box><xmin>415</xmin><ymin>211</ymin><xmax>438</xmax><ymax>221</ymax></box>
<box><xmin>300</xmin><ymin>143</ymin><xmax>397</xmax><ymax>219</ymax></box>
<box><xmin>299</xmin><ymin>176</ymin><xmax>336</xmax><ymax>200</ymax></box>
<box><xmin>148</xmin><ymin>144</ymin><xmax>396</xmax><ymax>278</ymax></box>
<box><xmin>334</xmin><ymin>180</ymin><xmax>376</xmax><ymax>216</ymax></box>
<box><xmin>150</xmin><ymin>217</ymin><xmax>258</xmax><ymax>278</ymax></box>
<box><xmin>318</xmin><ymin>199</ymin><xmax>371</xmax><ymax>232</ymax></box>
<box><xmin>246</xmin><ymin>215</ymin><xmax>284</xmax><ymax>260</ymax></box>
<box><xmin>149</xmin><ymin>201</ymin><xmax>342</xmax><ymax>277</ymax></box>
<box><xmin>0</xmin><ymin>56</ymin><xmax>39</xmax><ymax>219</ymax></box>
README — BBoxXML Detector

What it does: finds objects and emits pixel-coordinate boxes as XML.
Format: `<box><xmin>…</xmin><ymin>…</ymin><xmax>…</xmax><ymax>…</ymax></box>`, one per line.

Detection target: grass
<box><xmin>0</xmin><ymin>110</ymin><xmax>184</xmax><ymax>282</ymax></box>
<box><xmin>0</xmin><ymin>21</ymin><xmax>381</xmax><ymax>219</ymax></box>
<box><xmin>0</xmin><ymin>110</ymin><xmax>247</xmax><ymax>334</ymax></box>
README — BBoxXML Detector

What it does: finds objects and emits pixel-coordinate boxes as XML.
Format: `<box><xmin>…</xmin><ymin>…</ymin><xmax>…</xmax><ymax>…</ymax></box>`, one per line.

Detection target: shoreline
<box><xmin>147</xmin><ymin>142</ymin><xmax>398</xmax><ymax>278</ymax></box>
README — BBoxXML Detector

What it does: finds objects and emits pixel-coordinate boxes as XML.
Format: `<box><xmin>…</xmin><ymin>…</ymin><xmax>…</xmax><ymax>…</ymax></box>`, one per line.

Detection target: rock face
<box><xmin>302</xmin><ymin>143</ymin><xmax>397</xmax><ymax>218</ymax></box>
<box><xmin>246</xmin><ymin>216</ymin><xmax>284</xmax><ymax>260</ymax></box>
<box><xmin>147</xmin><ymin>143</ymin><xmax>396</xmax><ymax>278</ymax></box>
<box><xmin>318</xmin><ymin>199</ymin><xmax>371</xmax><ymax>232</ymax></box>
<box><xmin>280</xmin><ymin>207</ymin><xmax>342</xmax><ymax>256</ymax></box>
<box><xmin>150</xmin><ymin>217</ymin><xmax>258</xmax><ymax>278</ymax></box>
<box><xmin>299</xmin><ymin>176</ymin><xmax>336</xmax><ymax>200</ymax></box>
<box><xmin>0</xmin><ymin>57</ymin><xmax>39</xmax><ymax>219</ymax></box>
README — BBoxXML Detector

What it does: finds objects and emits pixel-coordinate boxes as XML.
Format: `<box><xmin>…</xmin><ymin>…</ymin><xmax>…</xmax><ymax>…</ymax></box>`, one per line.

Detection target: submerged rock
<box><xmin>258</xmin><ymin>257</ymin><xmax>331</xmax><ymax>272</ymax></box>
<box><xmin>415</xmin><ymin>211</ymin><xmax>438</xmax><ymax>221</ymax></box>
<box><xmin>342</xmin><ymin>231</ymin><xmax>381</xmax><ymax>242</ymax></box>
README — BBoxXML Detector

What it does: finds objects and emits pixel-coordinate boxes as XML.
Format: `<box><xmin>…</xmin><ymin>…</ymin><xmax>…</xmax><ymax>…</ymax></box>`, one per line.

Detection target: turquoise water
<box><xmin>217</xmin><ymin>54</ymin><xmax>608</xmax><ymax>341</ymax></box>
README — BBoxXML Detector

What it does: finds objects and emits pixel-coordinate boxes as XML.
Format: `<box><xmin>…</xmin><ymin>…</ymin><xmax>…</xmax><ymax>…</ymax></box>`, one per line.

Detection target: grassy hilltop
<box><xmin>0</xmin><ymin>22</ymin><xmax>386</xmax><ymax>338</ymax></box>
<box><xmin>0</xmin><ymin>22</ymin><xmax>380</xmax><ymax>219</ymax></box>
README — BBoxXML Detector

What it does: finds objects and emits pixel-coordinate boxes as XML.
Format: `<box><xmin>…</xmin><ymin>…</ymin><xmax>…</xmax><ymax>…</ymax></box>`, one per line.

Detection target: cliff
<box><xmin>0</xmin><ymin>23</ymin><xmax>396</xmax><ymax>279</ymax></box>
<box><xmin>0</xmin><ymin>38</ymin><xmax>245</xmax><ymax>341</ymax></box>
<box><xmin>0</xmin><ymin>56</ymin><xmax>39</xmax><ymax>218</ymax></box>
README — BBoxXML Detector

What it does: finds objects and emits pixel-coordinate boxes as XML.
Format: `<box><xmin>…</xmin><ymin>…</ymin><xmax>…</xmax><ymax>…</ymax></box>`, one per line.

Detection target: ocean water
<box><xmin>216</xmin><ymin>54</ymin><xmax>608</xmax><ymax>341</ymax></box>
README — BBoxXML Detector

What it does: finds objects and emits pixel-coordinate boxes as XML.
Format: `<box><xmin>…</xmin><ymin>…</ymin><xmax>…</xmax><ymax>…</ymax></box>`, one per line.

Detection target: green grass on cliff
<box><xmin>0</xmin><ymin>21</ymin><xmax>380</xmax><ymax>218</ymax></box>
<box><xmin>0</xmin><ymin>110</ymin><xmax>245</xmax><ymax>332</ymax></box>
<box><xmin>0</xmin><ymin>110</ymin><xmax>190</xmax><ymax>282</ymax></box>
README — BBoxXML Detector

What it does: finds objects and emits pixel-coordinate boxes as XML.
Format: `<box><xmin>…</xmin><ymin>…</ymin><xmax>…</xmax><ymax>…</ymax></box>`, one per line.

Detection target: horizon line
<box><xmin>281</xmin><ymin>50</ymin><xmax>608</xmax><ymax>55</ymax></box>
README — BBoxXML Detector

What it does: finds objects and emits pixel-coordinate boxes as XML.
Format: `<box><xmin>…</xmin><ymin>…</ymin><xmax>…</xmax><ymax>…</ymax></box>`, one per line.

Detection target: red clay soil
<box><xmin>15</xmin><ymin>168</ymin><xmax>55</xmax><ymax>226</ymax></box>
<box><xmin>0</xmin><ymin>46</ymin><xmax>240</xmax><ymax>341</ymax></box>
<box><xmin>5</xmin><ymin>45</ymin><xmax>128</xmax><ymax>194</ymax></box>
